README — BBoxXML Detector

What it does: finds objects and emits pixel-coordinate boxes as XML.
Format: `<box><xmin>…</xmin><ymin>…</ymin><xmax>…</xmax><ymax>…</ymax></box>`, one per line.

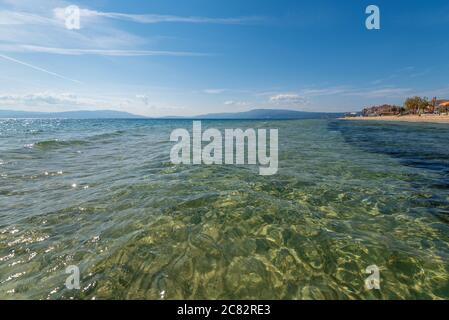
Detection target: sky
<box><xmin>0</xmin><ymin>0</ymin><xmax>449</xmax><ymax>117</ymax></box>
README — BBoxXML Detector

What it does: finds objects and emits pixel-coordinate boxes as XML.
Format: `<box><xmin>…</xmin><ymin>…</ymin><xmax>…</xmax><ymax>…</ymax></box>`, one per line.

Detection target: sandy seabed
<box><xmin>340</xmin><ymin>114</ymin><xmax>449</xmax><ymax>124</ymax></box>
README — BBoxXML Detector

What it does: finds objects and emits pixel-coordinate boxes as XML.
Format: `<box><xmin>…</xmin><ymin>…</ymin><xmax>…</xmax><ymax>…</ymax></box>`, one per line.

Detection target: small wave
<box><xmin>24</xmin><ymin>131</ymin><xmax>127</xmax><ymax>151</ymax></box>
<box><xmin>88</xmin><ymin>130</ymin><xmax>127</xmax><ymax>141</ymax></box>
<box><xmin>20</xmin><ymin>130</ymin><xmax>126</xmax><ymax>150</ymax></box>
<box><xmin>28</xmin><ymin>129</ymin><xmax>44</xmax><ymax>135</ymax></box>
<box><xmin>29</xmin><ymin>139</ymin><xmax>89</xmax><ymax>150</ymax></box>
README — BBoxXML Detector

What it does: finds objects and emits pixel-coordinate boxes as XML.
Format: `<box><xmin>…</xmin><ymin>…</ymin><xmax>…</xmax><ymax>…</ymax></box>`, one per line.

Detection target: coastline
<box><xmin>339</xmin><ymin>114</ymin><xmax>449</xmax><ymax>124</ymax></box>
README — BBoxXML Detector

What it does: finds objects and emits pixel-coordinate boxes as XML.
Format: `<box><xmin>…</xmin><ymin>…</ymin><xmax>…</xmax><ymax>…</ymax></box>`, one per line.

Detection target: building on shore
<box><xmin>437</xmin><ymin>100</ymin><xmax>449</xmax><ymax>114</ymax></box>
<box><xmin>359</xmin><ymin>99</ymin><xmax>449</xmax><ymax>117</ymax></box>
<box><xmin>362</xmin><ymin>105</ymin><xmax>404</xmax><ymax>117</ymax></box>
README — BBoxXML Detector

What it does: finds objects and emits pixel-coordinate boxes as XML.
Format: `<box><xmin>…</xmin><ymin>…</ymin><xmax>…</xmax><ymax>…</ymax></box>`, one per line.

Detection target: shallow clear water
<box><xmin>0</xmin><ymin>118</ymin><xmax>449</xmax><ymax>299</ymax></box>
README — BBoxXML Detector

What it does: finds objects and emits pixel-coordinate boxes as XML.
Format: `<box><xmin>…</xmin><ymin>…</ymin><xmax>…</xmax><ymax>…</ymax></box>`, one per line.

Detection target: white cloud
<box><xmin>224</xmin><ymin>100</ymin><xmax>250</xmax><ymax>106</ymax></box>
<box><xmin>0</xmin><ymin>91</ymin><xmax>148</xmax><ymax>114</ymax></box>
<box><xmin>269</xmin><ymin>93</ymin><xmax>307</xmax><ymax>106</ymax></box>
<box><xmin>0</xmin><ymin>92</ymin><xmax>103</xmax><ymax>107</ymax></box>
<box><xmin>204</xmin><ymin>89</ymin><xmax>227</xmax><ymax>94</ymax></box>
<box><xmin>0</xmin><ymin>91</ymin><xmax>183</xmax><ymax>115</ymax></box>
<box><xmin>135</xmin><ymin>94</ymin><xmax>149</xmax><ymax>105</ymax></box>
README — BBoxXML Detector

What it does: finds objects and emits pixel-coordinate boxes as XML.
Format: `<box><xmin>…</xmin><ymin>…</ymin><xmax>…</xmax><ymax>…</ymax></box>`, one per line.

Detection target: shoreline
<box><xmin>339</xmin><ymin>114</ymin><xmax>449</xmax><ymax>124</ymax></box>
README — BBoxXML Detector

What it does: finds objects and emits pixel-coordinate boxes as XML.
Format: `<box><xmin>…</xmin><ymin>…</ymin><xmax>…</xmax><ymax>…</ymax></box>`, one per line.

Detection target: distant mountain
<box><xmin>0</xmin><ymin>110</ymin><xmax>146</xmax><ymax>119</ymax></box>
<box><xmin>0</xmin><ymin>108</ymin><xmax>344</xmax><ymax>120</ymax></box>
<box><xmin>193</xmin><ymin>109</ymin><xmax>343</xmax><ymax>120</ymax></box>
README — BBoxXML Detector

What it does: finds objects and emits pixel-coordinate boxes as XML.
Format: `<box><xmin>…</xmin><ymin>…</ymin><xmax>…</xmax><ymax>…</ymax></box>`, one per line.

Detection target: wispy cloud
<box><xmin>261</xmin><ymin>85</ymin><xmax>414</xmax><ymax>111</ymax></box>
<box><xmin>53</xmin><ymin>7</ymin><xmax>265</xmax><ymax>25</ymax></box>
<box><xmin>370</xmin><ymin>66</ymin><xmax>433</xmax><ymax>85</ymax></box>
<box><xmin>0</xmin><ymin>53</ymin><xmax>82</xmax><ymax>83</ymax></box>
<box><xmin>203</xmin><ymin>89</ymin><xmax>227</xmax><ymax>94</ymax></box>
<box><xmin>343</xmin><ymin>87</ymin><xmax>412</xmax><ymax>98</ymax></box>
<box><xmin>0</xmin><ymin>10</ymin><xmax>56</xmax><ymax>25</ymax></box>
<box><xmin>417</xmin><ymin>85</ymin><xmax>449</xmax><ymax>98</ymax></box>
<box><xmin>298</xmin><ymin>87</ymin><xmax>348</xmax><ymax>97</ymax></box>
<box><xmin>0</xmin><ymin>2</ymin><xmax>218</xmax><ymax>59</ymax></box>
<box><xmin>0</xmin><ymin>44</ymin><xmax>208</xmax><ymax>57</ymax></box>
<box><xmin>278</xmin><ymin>86</ymin><xmax>413</xmax><ymax>99</ymax></box>
<box><xmin>0</xmin><ymin>9</ymin><xmax>148</xmax><ymax>55</ymax></box>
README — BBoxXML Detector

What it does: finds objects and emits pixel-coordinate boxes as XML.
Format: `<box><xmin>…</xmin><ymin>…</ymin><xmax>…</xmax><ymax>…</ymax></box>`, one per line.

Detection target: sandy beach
<box><xmin>340</xmin><ymin>114</ymin><xmax>449</xmax><ymax>124</ymax></box>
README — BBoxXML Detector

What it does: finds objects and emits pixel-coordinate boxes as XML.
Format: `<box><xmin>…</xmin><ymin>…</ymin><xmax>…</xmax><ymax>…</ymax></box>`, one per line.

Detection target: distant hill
<box><xmin>0</xmin><ymin>110</ymin><xmax>145</xmax><ymax>119</ymax></box>
<box><xmin>193</xmin><ymin>109</ymin><xmax>343</xmax><ymax>120</ymax></box>
<box><xmin>0</xmin><ymin>108</ymin><xmax>344</xmax><ymax>120</ymax></box>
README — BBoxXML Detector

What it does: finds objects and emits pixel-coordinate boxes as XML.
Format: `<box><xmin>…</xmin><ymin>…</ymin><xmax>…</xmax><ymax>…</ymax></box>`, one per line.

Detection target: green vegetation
<box><xmin>403</xmin><ymin>96</ymin><xmax>429</xmax><ymax>114</ymax></box>
<box><xmin>402</xmin><ymin>96</ymin><xmax>449</xmax><ymax>115</ymax></box>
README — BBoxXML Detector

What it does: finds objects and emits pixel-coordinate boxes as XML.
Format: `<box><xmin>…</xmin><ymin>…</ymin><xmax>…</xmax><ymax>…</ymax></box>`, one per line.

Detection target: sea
<box><xmin>0</xmin><ymin>118</ymin><xmax>448</xmax><ymax>299</ymax></box>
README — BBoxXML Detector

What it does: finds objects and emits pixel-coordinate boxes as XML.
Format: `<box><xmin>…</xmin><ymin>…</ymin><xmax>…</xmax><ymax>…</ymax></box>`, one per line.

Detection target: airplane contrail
<box><xmin>0</xmin><ymin>53</ymin><xmax>83</xmax><ymax>84</ymax></box>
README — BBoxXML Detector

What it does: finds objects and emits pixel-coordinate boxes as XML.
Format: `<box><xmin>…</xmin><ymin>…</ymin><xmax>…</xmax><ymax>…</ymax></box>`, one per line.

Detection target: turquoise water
<box><xmin>0</xmin><ymin>118</ymin><xmax>449</xmax><ymax>299</ymax></box>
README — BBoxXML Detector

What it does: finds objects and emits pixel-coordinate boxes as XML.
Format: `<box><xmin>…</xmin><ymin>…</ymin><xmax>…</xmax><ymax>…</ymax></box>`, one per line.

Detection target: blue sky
<box><xmin>0</xmin><ymin>0</ymin><xmax>448</xmax><ymax>116</ymax></box>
